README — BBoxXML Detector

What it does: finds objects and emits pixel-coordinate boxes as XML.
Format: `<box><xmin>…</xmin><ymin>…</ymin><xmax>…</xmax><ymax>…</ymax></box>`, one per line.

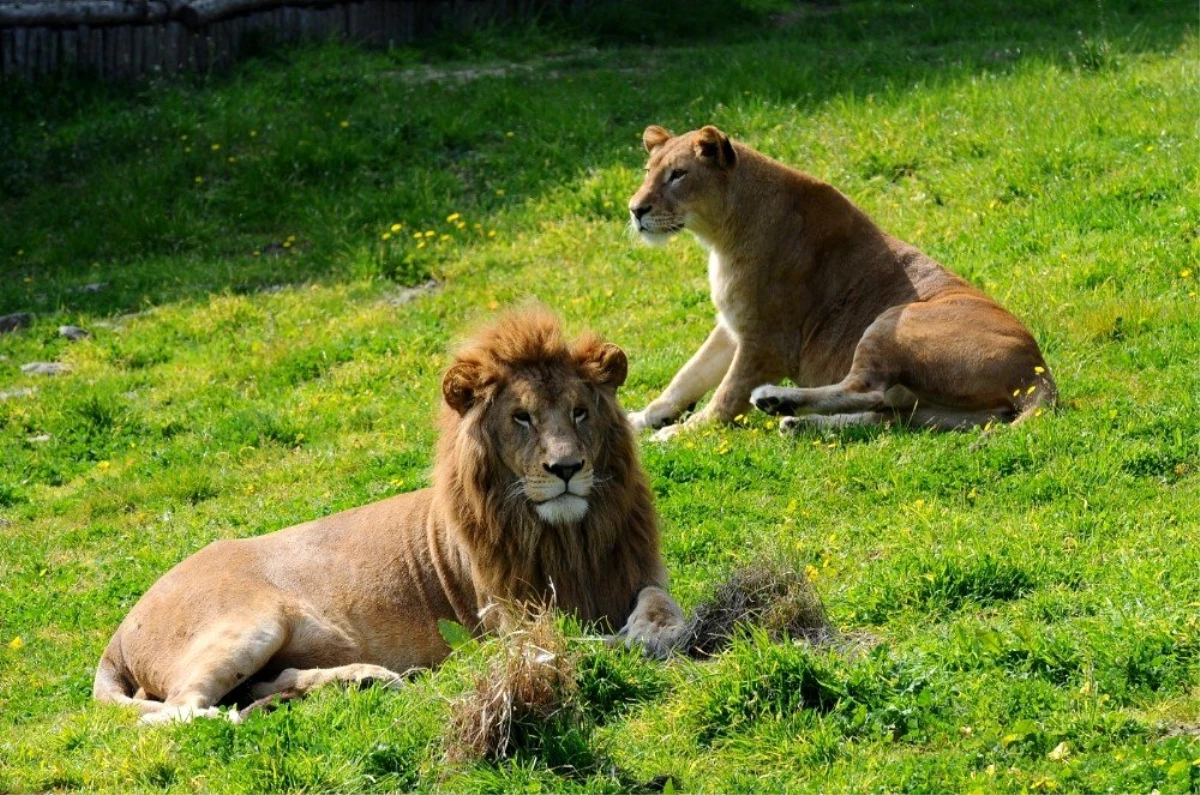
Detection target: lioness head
<box><xmin>440</xmin><ymin>310</ymin><xmax>630</xmax><ymax>527</ymax></box>
<box><xmin>628</xmin><ymin>124</ymin><xmax>737</xmax><ymax>245</ymax></box>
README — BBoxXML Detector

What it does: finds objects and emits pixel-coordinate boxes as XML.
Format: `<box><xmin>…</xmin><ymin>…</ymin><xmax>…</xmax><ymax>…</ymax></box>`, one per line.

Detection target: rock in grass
<box><xmin>386</xmin><ymin>280</ymin><xmax>440</xmax><ymax>306</ymax></box>
<box><xmin>20</xmin><ymin>362</ymin><xmax>70</xmax><ymax>376</ymax></box>
<box><xmin>59</xmin><ymin>325</ymin><xmax>90</xmax><ymax>341</ymax></box>
<box><xmin>0</xmin><ymin>313</ymin><xmax>34</xmax><ymax>333</ymax></box>
<box><xmin>683</xmin><ymin>561</ymin><xmax>836</xmax><ymax>657</ymax></box>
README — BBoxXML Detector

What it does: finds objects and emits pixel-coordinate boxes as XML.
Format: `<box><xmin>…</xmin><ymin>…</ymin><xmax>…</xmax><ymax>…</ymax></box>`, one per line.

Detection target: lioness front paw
<box><xmin>650</xmin><ymin>423</ymin><xmax>684</xmax><ymax>443</ymax></box>
<box><xmin>628</xmin><ymin>403</ymin><xmax>679</xmax><ymax>433</ymax></box>
<box><xmin>751</xmin><ymin>385</ymin><xmax>800</xmax><ymax>416</ymax></box>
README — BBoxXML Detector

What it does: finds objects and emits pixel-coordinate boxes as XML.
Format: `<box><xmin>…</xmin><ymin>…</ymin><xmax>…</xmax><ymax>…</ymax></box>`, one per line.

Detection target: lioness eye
<box><xmin>573</xmin><ymin>408</ymin><xmax>588</xmax><ymax>423</ymax></box>
<box><xmin>513</xmin><ymin>411</ymin><xmax>532</xmax><ymax>427</ymax></box>
<box><xmin>668</xmin><ymin>169</ymin><xmax>687</xmax><ymax>183</ymax></box>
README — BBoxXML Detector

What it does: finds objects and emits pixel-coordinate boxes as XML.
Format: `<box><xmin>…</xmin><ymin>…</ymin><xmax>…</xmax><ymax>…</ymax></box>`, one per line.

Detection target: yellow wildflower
<box><xmin>340</xmin><ymin>120</ymin><xmax>350</xmax><ymax>128</ymax></box>
<box><xmin>381</xmin><ymin>233</ymin><xmax>391</xmax><ymax>241</ymax></box>
<box><xmin>446</xmin><ymin>213</ymin><xmax>461</xmax><ymax>222</ymax></box>
<box><xmin>487</xmin><ymin>230</ymin><xmax>497</xmax><ymax>238</ymax></box>
<box><xmin>8</xmin><ymin>637</ymin><xmax>23</xmax><ymax>650</ymax></box>
<box><xmin>390</xmin><ymin>223</ymin><xmax>402</xmax><ymax>233</ymax></box>
<box><xmin>424</xmin><ymin>230</ymin><xmax>435</xmax><ymax>238</ymax></box>
<box><xmin>211</xmin><ymin>143</ymin><xmax>221</xmax><ymax>151</ymax></box>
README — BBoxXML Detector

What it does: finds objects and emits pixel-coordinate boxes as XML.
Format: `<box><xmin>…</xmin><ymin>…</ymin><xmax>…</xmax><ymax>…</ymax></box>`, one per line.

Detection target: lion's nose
<box><xmin>630</xmin><ymin>204</ymin><xmax>651</xmax><ymax>221</ymax></box>
<box><xmin>544</xmin><ymin>460</ymin><xmax>583</xmax><ymax>484</ymax></box>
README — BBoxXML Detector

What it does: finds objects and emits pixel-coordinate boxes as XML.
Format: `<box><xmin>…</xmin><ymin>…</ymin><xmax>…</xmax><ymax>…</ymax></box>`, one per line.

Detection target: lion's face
<box><xmin>487</xmin><ymin>372</ymin><xmax>601</xmax><ymax>525</ymax></box>
<box><xmin>441</xmin><ymin>313</ymin><xmax>630</xmax><ymax>528</ymax></box>
<box><xmin>628</xmin><ymin>124</ymin><xmax>737</xmax><ymax>245</ymax></box>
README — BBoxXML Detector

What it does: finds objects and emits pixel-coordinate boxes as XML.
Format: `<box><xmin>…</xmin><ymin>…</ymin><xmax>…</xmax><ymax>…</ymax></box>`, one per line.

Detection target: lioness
<box><xmin>94</xmin><ymin>310</ymin><xmax>686</xmax><ymax>723</ymax></box>
<box><xmin>627</xmin><ymin>125</ymin><xmax>1055</xmax><ymax>437</ymax></box>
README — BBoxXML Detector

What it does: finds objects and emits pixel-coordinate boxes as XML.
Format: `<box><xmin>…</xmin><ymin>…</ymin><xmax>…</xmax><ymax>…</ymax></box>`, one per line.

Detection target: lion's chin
<box><xmin>534</xmin><ymin>494</ymin><xmax>589</xmax><ymax>526</ymax></box>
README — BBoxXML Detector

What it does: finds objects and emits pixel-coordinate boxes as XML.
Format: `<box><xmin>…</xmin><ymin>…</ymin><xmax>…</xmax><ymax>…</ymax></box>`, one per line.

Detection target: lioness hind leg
<box><xmin>901</xmin><ymin>406</ymin><xmax>1011</xmax><ymax>431</ymax></box>
<box><xmin>249</xmin><ymin>663</ymin><xmax>408</xmax><ymax>701</ymax></box>
<box><xmin>779</xmin><ymin>412</ymin><xmax>887</xmax><ymax>434</ymax></box>
<box><xmin>751</xmin><ymin>376</ymin><xmax>888</xmax><ymax>418</ymax></box>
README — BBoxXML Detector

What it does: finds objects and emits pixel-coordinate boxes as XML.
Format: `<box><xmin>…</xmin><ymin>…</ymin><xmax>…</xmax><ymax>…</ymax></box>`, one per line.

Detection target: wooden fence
<box><xmin>0</xmin><ymin>0</ymin><xmax>584</xmax><ymax>81</ymax></box>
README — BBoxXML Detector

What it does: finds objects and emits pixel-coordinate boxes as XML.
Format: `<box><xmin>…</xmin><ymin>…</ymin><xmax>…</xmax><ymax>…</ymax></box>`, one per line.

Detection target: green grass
<box><xmin>1</xmin><ymin>0</ymin><xmax>1197</xmax><ymax>791</ymax></box>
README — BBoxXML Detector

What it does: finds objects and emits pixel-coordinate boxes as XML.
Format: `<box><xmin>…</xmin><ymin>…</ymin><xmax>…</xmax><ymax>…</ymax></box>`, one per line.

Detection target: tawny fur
<box><xmin>94</xmin><ymin>309</ymin><xmax>684</xmax><ymax>722</ymax></box>
<box><xmin>626</xmin><ymin>124</ymin><xmax>1056</xmax><ymax>438</ymax></box>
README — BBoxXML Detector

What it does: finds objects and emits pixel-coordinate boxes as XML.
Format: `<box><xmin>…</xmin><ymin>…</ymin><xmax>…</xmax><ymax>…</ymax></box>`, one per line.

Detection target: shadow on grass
<box><xmin>0</xmin><ymin>0</ymin><xmax>1191</xmax><ymax>317</ymax></box>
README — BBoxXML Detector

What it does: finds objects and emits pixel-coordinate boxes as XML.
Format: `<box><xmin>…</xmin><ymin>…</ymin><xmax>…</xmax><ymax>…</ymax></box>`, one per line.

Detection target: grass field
<box><xmin>1</xmin><ymin>0</ymin><xmax>1197</xmax><ymax>791</ymax></box>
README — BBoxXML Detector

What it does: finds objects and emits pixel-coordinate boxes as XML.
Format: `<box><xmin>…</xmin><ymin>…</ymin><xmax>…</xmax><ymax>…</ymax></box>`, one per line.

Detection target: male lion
<box><xmin>94</xmin><ymin>310</ymin><xmax>686</xmax><ymax>723</ymax></box>
<box><xmin>627</xmin><ymin>124</ymin><xmax>1055</xmax><ymax>438</ymax></box>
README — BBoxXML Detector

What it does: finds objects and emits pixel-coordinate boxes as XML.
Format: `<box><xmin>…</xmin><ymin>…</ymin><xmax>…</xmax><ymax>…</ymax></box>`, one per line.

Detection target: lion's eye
<box><xmin>668</xmin><ymin>169</ymin><xmax>687</xmax><ymax>183</ymax></box>
<box><xmin>513</xmin><ymin>411</ymin><xmax>532</xmax><ymax>427</ymax></box>
<box><xmin>573</xmin><ymin>408</ymin><xmax>588</xmax><ymax>424</ymax></box>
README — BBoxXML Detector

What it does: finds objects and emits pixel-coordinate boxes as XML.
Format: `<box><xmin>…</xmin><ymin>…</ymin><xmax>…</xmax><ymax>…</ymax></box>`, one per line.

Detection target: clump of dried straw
<box><xmin>683</xmin><ymin>560</ymin><xmax>836</xmax><ymax>657</ymax></box>
<box><xmin>445</xmin><ymin>604</ymin><xmax>580</xmax><ymax>763</ymax></box>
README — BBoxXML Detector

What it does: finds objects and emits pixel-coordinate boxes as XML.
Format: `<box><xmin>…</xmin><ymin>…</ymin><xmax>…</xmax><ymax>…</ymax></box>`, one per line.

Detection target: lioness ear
<box><xmin>576</xmin><ymin>341</ymin><xmax>628</xmax><ymax>390</ymax></box>
<box><xmin>643</xmin><ymin>125</ymin><xmax>672</xmax><ymax>154</ymax></box>
<box><xmin>442</xmin><ymin>361</ymin><xmax>482</xmax><ymax>415</ymax></box>
<box><xmin>694</xmin><ymin>125</ymin><xmax>736</xmax><ymax>168</ymax></box>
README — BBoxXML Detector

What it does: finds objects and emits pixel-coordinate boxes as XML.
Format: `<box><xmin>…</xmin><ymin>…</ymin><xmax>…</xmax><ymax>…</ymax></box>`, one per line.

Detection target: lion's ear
<box><xmin>694</xmin><ymin>125</ymin><xmax>736</xmax><ymax>168</ymax></box>
<box><xmin>442</xmin><ymin>361</ymin><xmax>482</xmax><ymax>415</ymax></box>
<box><xmin>576</xmin><ymin>341</ymin><xmax>628</xmax><ymax>391</ymax></box>
<box><xmin>643</xmin><ymin>125</ymin><xmax>673</xmax><ymax>154</ymax></box>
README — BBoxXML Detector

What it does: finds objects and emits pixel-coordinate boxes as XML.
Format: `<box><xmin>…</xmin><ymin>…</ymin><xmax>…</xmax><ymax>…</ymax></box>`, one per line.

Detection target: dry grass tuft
<box><xmin>445</xmin><ymin>604</ymin><xmax>581</xmax><ymax>763</ymax></box>
<box><xmin>684</xmin><ymin>561</ymin><xmax>836</xmax><ymax>657</ymax></box>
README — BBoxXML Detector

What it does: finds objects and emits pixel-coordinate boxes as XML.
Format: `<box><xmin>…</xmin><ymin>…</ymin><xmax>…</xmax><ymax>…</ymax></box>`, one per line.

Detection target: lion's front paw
<box><xmin>615</xmin><ymin>616</ymin><xmax>686</xmax><ymax>660</ymax></box>
<box><xmin>751</xmin><ymin>385</ymin><xmax>800</xmax><ymax>416</ymax></box>
<box><xmin>613</xmin><ymin>587</ymin><xmax>687</xmax><ymax>659</ymax></box>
